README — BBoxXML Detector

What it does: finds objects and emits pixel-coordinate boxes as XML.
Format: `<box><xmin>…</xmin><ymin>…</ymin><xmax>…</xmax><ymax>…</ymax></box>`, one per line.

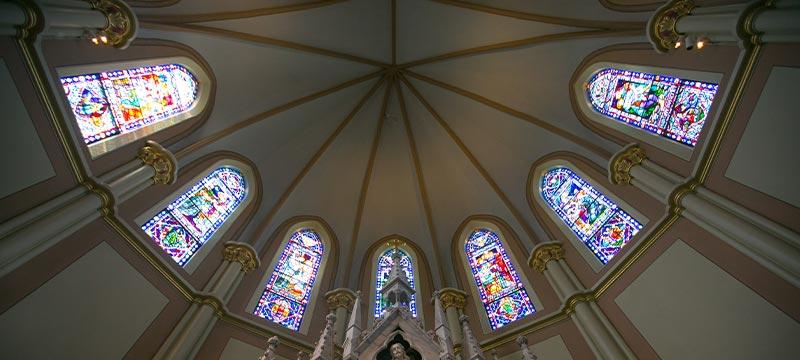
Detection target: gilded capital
<box><xmin>647</xmin><ymin>0</ymin><xmax>695</xmax><ymax>53</ymax></box>
<box><xmin>223</xmin><ymin>242</ymin><xmax>260</xmax><ymax>273</ymax></box>
<box><xmin>529</xmin><ymin>243</ymin><xmax>565</xmax><ymax>273</ymax></box>
<box><xmin>325</xmin><ymin>288</ymin><xmax>356</xmax><ymax>310</ymax></box>
<box><xmin>137</xmin><ymin>140</ymin><xmax>177</xmax><ymax>185</ymax></box>
<box><xmin>438</xmin><ymin>288</ymin><xmax>467</xmax><ymax>310</ymax></box>
<box><xmin>609</xmin><ymin>144</ymin><xmax>646</xmax><ymax>185</ymax></box>
<box><xmin>88</xmin><ymin>0</ymin><xmax>138</xmax><ymax>49</ymax></box>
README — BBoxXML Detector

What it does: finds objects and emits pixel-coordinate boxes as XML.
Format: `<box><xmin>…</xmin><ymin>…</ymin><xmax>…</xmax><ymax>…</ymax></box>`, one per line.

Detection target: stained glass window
<box><xmin>141</xmin><ymin>167</ymin><xmax>247</xmax><ymax>266</ymax></box>
<box><xmin>465</xmin><ymin>229</ymin><xmax>535</xmax><ymax>330</ymax></box>
<box><xmin>374</xmin><ymin>248</ymin><xmax>417</xmax><ymax>318</ymax></box>
<box><xmin>540</xmin><ymin>167</ymin><xmax>643</xmax><ymax>264</ymax></box>
<box><xmin>587</xmin><ymin>68</ymin><xmax>719</xmax><ymax>147</ymax></box>
<box><xmin>254</xmin><ymin>229</ymin><xmax>324</xmax><ymax>331</ymax></box>
<box><xmin>61</xmin><ymin>63</ymin><xmax>198</xmax><ymax>145</ymax></box>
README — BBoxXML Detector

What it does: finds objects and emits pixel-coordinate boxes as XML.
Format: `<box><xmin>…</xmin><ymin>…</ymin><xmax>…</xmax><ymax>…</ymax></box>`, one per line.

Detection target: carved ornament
<box><xmin>529</xmin><ymin>243</ymin><xmax>565</xmax><ymax>273</ymax></box>
<box><xmin>223</xmin><ymin>242</ymin><xmax>259</xmax><ymax>273</ymax></box>
<box><xmin>325</xmin><ymin>289</ymin><xmax>356</xmax><ymax>310</ymax></box>
<box><xmin>137</xmin><ymin>140</ymin><xmax>177</xmax><ymax>185</ymax></box>
<box><xmin>438</xmin><ymin>288</ymin><xmax>466</xmax><ymax>311</ymax></box>
<box><xmin>88</xmin><ymin>0</ymin><xmax>138</xmax><ymax>49</ymax></box>
<box><xmin>648</xmin><ymin>0</ymin><xmax>695</xmax><ymax>52</ymax></box>
<box><xmin>609</xmin><ymin>144</ymin><xmax>647</xmax><ymax>185</ymax></box>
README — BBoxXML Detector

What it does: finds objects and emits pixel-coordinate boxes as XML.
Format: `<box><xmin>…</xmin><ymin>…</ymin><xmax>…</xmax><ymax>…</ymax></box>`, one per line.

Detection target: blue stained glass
<box><xmin>374</xmin><ymin>248</ymin><xmax>417</xmax><ymax>318</ymax></box>
<box><xmin>465</xmin><ymin>229</ymin><xmax>535</xmax><ymax>330</ymax></box>
<box><xmin>254</xmin><ymin>229</ymin><xmax>324</xmax><ymax>331</ymax></box>
<box><xmin>540</xmin><ymin>167</ymin><xmax>643</xmax><ymax>264</ymax></box>
<box><xmin>141</xmin><ymin>167</ymin><xmax>247</xmax><ymax>266</ymax></box>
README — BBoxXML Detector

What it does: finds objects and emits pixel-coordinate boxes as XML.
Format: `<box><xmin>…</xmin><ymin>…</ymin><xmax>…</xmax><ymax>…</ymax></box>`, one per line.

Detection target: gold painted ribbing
<box><xmin>395</xmin><ymin>81</ymin><xmax>448</xmax><ymax>288</ymax></box>
<box><xmin>175</xmin><ymin>70</ymin><xmax>384</xmax><ymax>159</ymax></box>
<box><xmin>431</xmin><ymin>0</ymin><xmax>644</xmax><ymax>29</ymax></box>
<box><xmin>399</xmin><ymin>74</ymin><xmax>542</xmax><ymax>246</ymax></box>
<box><xmin>341</xmin><ymin>80</ymin><xmax>392</xmax><ymax>286</ymax></box>
<box><xmin>139</xmin><ymin>0</ymin><xmax>348</xmax><ymax>23</ymax></box>
<box><xmin>403</xmin><ymin>70</ymin><xmax>612</xmax><ymax>159</ymax></box>
<box><xmin>399</xmin><ymin>29</ymin><xmax>642</xmax><ymax>69</ymax></box>
<box><xmin>141</xmin><ymin>22</ymin><xmax>390</xmax><ymax>68</ymax></box>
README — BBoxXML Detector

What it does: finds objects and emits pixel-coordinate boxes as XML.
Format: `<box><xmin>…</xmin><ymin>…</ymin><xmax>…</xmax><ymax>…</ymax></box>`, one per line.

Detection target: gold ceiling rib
<box><xmin>175</xmin><ymin>70</ymin><xmax>385</xmax><ymax>159</ymax></box>
<box><xmin>342</xmin><ymin>80</ymin><xmax>393</xmax><ymax>287</ymax></box>
<box><xmin>395</xmin><ymin>81</ymin><xmax>448</xmax><ymax>288</ymax></box>
<box><xmin>138</xmin><ymin>0</ymin><xmax>348</xmax><ymax>23</ymax></box>
<box><xmin>141</xmin><ymin>22</ymin><xmax>390</xmax><ymax>68</ymax></box>
<box><xmin>402</xmin><ymin>70</ymin><xmax>613</xmax><ymax>159</ymax></box>
<box><xmin>431</xmin><ymin>0</ymin><xmax>645</xmax><ymax>29</ymax></box>
<box><xmin>399</xmin><ymin>29</ymin><xmax>642</xmax><ymax>69</ymax></box>
<box><xmin>253</xmin><ymin>77</ymin><xmax>388</xmax><ymax>252</ymax></box>
<box><xmin>399</xmin><ymin>74</ymin><xmax>542</xmax><ymax>247</ymax></box>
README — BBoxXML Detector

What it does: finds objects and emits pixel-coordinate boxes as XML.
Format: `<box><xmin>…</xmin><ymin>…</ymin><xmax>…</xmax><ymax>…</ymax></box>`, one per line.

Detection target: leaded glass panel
<box><xmin>374</xmin><ymin>248</ymin><xmax>417</xmax><ymax>318</ymax></box>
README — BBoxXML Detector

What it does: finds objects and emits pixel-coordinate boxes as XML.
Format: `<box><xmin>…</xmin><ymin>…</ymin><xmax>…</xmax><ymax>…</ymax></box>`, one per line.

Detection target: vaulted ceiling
<box><xmin>134</xmin><ymin>0</ymin><xmax>649</xmax><ymax>289</ymax></box>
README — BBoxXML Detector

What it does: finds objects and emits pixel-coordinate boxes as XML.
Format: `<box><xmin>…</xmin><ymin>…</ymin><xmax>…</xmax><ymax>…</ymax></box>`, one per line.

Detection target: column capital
<box><xmin>137</xmin><ymin>140</ymin><xmax>178</xmax><ymax>185</ymax></box>
<box><xmin>609</xmin><ymin>144</ymin><xmax>647</xmax><ymax>185</ymax></box>
<box><xmin>529</xmin><ymin>242</ymin><xmax>565</xmax><ymax>273</ymax></box>
<box><xmin>87</xmin><ymin>0</ymin><xmax>138</xmax><ymax>49</ymax></box>
<box><xmin>648</xmin><ymin>0</ymin><xmax>696</xmax><ymax>52</ymax></box>
<box><xmin>223</xmin><ymin>242</ymin><xmax>259</xmax><ymax>273</ymax></box>
<box><xmin>325</xmin><ymin>288</ymin><xmax>356</xmax><ymax>311</ymax></box>
<box><xmin>437</xmin><ymin>288</ymin><xmax>467</xmax><ymax>311</ymax></box>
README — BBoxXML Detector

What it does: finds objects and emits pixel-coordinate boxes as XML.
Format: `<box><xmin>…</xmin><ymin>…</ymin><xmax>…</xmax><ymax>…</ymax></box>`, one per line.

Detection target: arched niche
<box><xmin>245</xmin><ymin>218</ymin><xmax>335</xmax><ymax>334</ymax></box>
<box><xmin>452</xmin><ymin>216</ymin><xmax>544</xmax><ymax>334</ymax></box>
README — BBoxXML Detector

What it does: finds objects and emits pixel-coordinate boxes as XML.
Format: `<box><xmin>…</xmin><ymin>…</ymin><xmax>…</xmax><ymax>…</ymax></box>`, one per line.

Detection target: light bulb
<box><xmin>696</xmin><ymin>36</ymin><xmax>710</xmax><ymax>49</ymax></box>
<box><xmin>675</xmin><ymin>35</ymin><xmax>685</xmax><ymax>49</ymax></box>
<box><xmin>91</xmin><ymin>37</ymin><xmax>99</xmax><ymax>45</ymax></box>
<box><xmin>100</xmin><ymin>35</ymin><xmax>108</xmax><ymax>44</ymax></box>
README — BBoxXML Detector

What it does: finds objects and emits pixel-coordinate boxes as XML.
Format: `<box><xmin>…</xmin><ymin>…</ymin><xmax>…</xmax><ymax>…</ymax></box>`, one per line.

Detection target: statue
<box><xmin>390</xmin><ymin>343</ymin><xmax>411</xmax><ymax>360</ymax></box>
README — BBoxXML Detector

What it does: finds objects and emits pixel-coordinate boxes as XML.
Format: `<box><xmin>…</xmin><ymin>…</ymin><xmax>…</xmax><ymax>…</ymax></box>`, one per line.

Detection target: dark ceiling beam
<box><xmin>341</xmin><ymin>79</ymin><xmax>393</xmax><ymax>287</ymax></box>
<box><xmin>395</xmin><ymin>80</ymin><xmax>448</xmax><ymax>288</ymax></box>
<box><xmin>430</xmin><ymin>0</ymin><xmax>644</xmax><ymax>30</ymax></box>
<box><xmin>399</xmin><ymin>74</ymin><xmax>543</xmax><ymax>247</ymax></box>
<box><xmin>138</xmin><ymin>0</ymin><xmax>349</xmax><ymax>23</ymax></box>
<box><xmin>141</xmin><ymin>22</ymin><xmax>391</xmax><ymax>68</ymax></box>
<box><xmin>398</xmin><ymin>29</ymin><xmax>642</xmax><ymax>69</ymax></box>
<box><xmin>402</xmin><ymin>70</ymin><xmax>613</xmax><ymax>159</ymax></box>
<box><xmin>391</xmin><ymin>0</ymin><xmax>397</xmax><ymax>65</ymax></box>
<box><xmin>175</xmin><ymin>70</ymin><xmax>385</xmax><ymax>158</ymax></box>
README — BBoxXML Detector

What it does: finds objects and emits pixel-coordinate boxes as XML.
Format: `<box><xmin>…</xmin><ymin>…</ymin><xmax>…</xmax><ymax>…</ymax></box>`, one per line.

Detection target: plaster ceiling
<box><xmin>135</xmin><ymin>0</ymin><xmax>649</xmax><ymax>288</ymax></box>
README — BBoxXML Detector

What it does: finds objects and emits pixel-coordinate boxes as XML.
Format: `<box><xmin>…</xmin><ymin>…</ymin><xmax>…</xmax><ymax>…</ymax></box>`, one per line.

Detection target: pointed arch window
<box><xmin>586</xmin><ymin>67</ymin><xmax>719</xmax><ymax>147</ymax></box>
<box><xmin>141</xmin><ymin>166</ymin><xmax>247</xmax><ymax>266</ymax></box>
<box><xmin>465</xmin><ymin>229</ymin><xmax>535</xmax><ymax>330</ymax></box>
<box><xmin>374</xmin><ymin>248</ymin><xmax>418</xmax><ymax>318</ymax></box>
<box><xmin>540</xmin><ymin>167</ymin><xmax>643</xmax><ymax>264</ymax></box>
<box><xmin>254</xmin><ymin>229</ymin><xmax>324</xmax><ymax>331</ymax></box>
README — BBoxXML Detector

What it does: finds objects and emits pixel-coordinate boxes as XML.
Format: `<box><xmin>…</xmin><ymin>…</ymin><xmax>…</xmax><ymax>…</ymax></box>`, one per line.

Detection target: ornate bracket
<box><xmin>223</xmin><ymin>242</ymin><xmax>259</xmax><ymax>273</ymax></box>
<box><xmin>529</xmin><ymin>243</ymin><xmax>565</xmax><ymax>273</ymax></box>
<box><xmin>137</xmin><ymin>140</ymin><xmax>178</xmax><ymax>185</ymax></box>
<box><xmin>609</xmin><ymin>144</ymin><xmax>646</xmax><ymax>185</ymax></box>
<box><xmin>438</xmin><ymin>288</ymin><xmax>467</xmax><ymax>311</ymax></box>
<box><xmin>325</xmin><ymin>288</ymin><xmax>356</xmax><ymax>311</ymax></box>
<box><xmin>647</xmin><ymin>0</ymin><xmax>695</xmax><ymax>53</ymax></box>
<box><xmin>87</xmin><ymin>0</ymin><xmax>138</xmax><ymax>49</ymax></box>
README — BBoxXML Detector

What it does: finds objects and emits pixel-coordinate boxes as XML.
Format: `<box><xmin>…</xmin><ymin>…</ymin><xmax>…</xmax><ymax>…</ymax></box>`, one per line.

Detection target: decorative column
<box><xmin>437</xmin><ymin>288</ymin><xmax>467</xmax><ymax>346</ymax></box>
<box><xmin>310</xmin><ymin>313</ymin><xmax>337</xmax><ymax>360</ymax></box>
<box><xmin>530</xmin><ymin>243</ymin><xmax>635</xmax><ymax>360</ymax></box>
<box><xmin>648</xmin><ymin>0</ymin><xmax>800</xmax><ymax>52</ymax></box>
<box><xmin>31</xmin><ymin>0</ymin><xmax>138</xmax><ymax>48</ymax></box>
<box><xmin>341</xmin><ymin>292</ymin><xmax>363</xmax><ymax>360</ymax></box>
<box><xmin>324</xmin><ymin>288</ymin><xmax>356</xmax><ymax>346</ymax></box>
<box><xmin>459</xmin><ymin>315</ymin><xmax>485</xmax><ymax>360</ymax></box>
<box><xmin>0</xmin><ymin>140</ymin><xmax>177</xmax><ymax>277</ymax></box>
<box><xmin>610</xmin><ymin>144</ymin><xmax>800</xmax><ymax>288</ymax></box>
<box><xmin>154</xmin><ymin>242</ymin><xmax>259</xmax><ymax>359</ymax></box>
<box><xmin>432</xmin><ymin>291</ymin><xmax>456</xmax><ymax>359</ymax></box>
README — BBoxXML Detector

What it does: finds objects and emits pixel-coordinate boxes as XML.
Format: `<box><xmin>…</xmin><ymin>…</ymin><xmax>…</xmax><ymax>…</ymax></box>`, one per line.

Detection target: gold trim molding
<box><xmin>647</xmin><ymin>0</ymin><xmax>695</xmax><ymax>53</ymax></box>
<box><xmin>88</xmin><ymin>0</ymin><xmax>139</xmax><ymax>49</ymax></box>
<box><xmin>529</xmin><ymin>243</ymin><xmax>565</xmax><ymax>273</ymax></box>
<box><xmin>137</xmin><ymin>140</ymin><xmax>178</xmax><ymax>185</ymax></box>
<box><xmin>438</xmin><ymin>288</ymin><xmax>467</xmax><ymax>310</ymax></box>
<box><xmin>223</xmin><ymin>242</ymin><xmax>260</xmax><ymax>273</ymax></box>
<box><xmin>325</xmin><ymin>288</ymin><xmax>356</xmax><ymax>310</ymax></box>
<box><xmin>609</xmin><ymin>144</ymin><xmax>646</xmax><ymax>185</ymax></box>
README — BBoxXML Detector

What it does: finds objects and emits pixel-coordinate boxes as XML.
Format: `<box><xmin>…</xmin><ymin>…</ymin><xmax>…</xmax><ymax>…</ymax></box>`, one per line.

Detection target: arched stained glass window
<box><xmin>374</xmin><ymin>248</ymin><xmax>417</xmax><ymax>318</ymax></box>
<box><xmin>141</xmin><ymin>167</ymin><xmax>247</xmax><ymax>266</ymax></box>
<box><xmin>254</xmin><ymin>229</ymin><xmax>324</xmax><ymax>331</ymax></box>
<box><xmin>61</xmin><ymin>63</ymin><xmax>198</xmax><ymax>145</ymax></box>
<box><xmin>587</xmin><ymin>68</ymin><xmax>719</xmax><ymax>147</ymax></box>
<box><xmin>541</xmin><ymin>167</ymin><xmax>643</xmax><ymax>264</ymax></box>
<box><xmin>465</xmin><ymin>229</ymin><xmax>535</xmax><ymax>330</ymax></box>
